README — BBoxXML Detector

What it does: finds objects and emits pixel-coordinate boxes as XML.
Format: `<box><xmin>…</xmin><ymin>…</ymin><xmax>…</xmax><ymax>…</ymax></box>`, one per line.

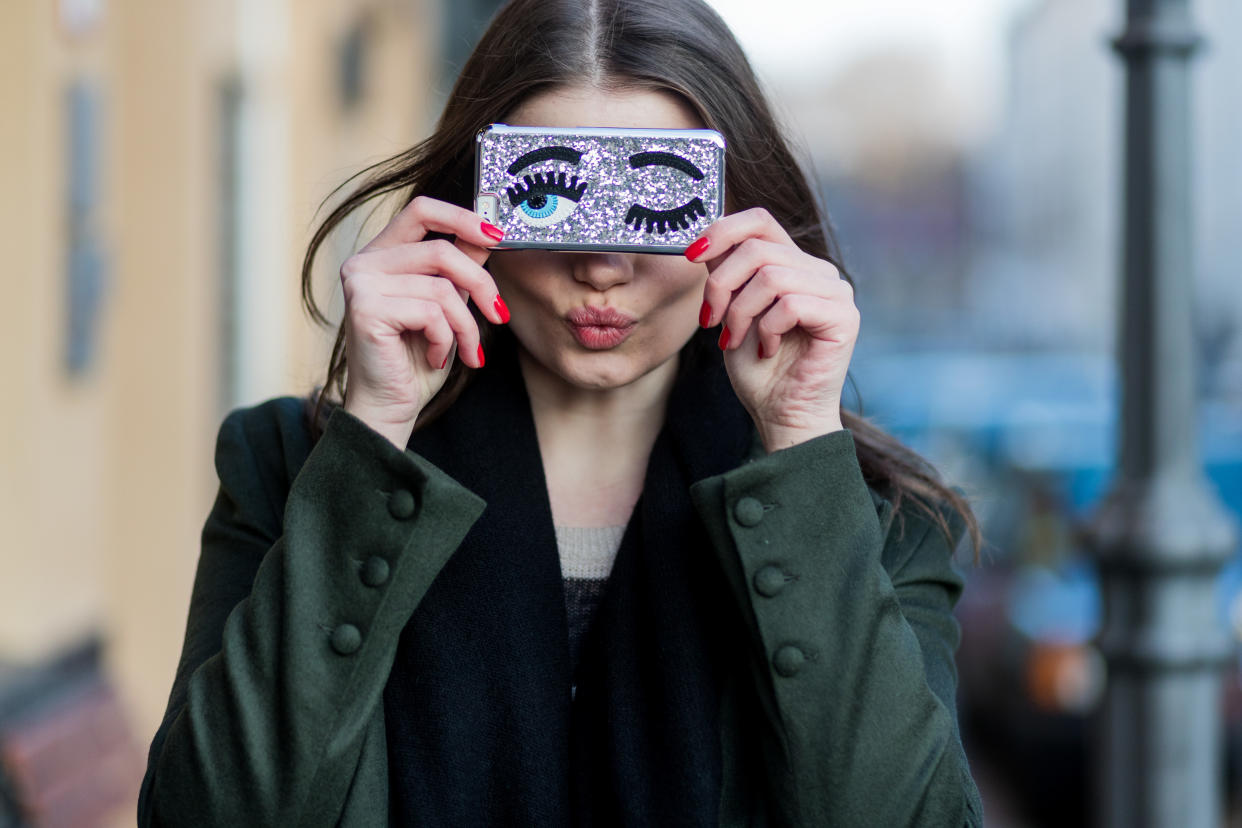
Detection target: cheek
<box><xmin>635</xmin><ymin>251</ymin><xmax>707</xmax><ymax>290</ymax></box>
<box><xmin>658</xmin><ymin>262</ymin><xmax>710</xmax><ymax>302</ymax></box>
<box><xmin>642</xmin><ymin>266</ymin><xmax>708</xmax><ymax>339</ymax></box>
<box><xmin>490</xmin><ymin>252</ymin><xmax>557</xmax><ymax>301</ymax></box>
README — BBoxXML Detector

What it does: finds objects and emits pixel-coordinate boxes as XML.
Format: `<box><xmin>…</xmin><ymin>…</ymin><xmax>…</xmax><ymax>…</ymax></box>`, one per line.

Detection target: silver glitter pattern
<box><xmin>475</xmin><ymin>125</ymin><xmax>726</xmax><ymax>253</ymax></box>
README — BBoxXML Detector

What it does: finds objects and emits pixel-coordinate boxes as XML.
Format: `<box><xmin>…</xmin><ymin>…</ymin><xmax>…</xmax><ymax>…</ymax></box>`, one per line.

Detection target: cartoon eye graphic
<box><xmin>505</xmin><ymin>171</ymin><xmax>589</xmax><ymax>227</ymax></box>
<box><xmin>624</xmin><ymin>151</ymin><xmax>709</xmax><ymax>235</ymax></box>
<box><xmin>504</xmin><ymin>145</ymin><xmax>589</xmax><ymax>228</ymax></box>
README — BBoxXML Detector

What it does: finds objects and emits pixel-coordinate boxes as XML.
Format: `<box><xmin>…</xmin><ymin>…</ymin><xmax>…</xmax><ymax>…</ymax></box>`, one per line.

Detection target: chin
<box><xmin>515</xmin><ymin>326</ymin><xmax>682</xmax><ymax>393</ymax></box>
<box><xmin>557</xmin><ymin>353</ymin><xmax>645</xmax><ymax>390</ymax></box>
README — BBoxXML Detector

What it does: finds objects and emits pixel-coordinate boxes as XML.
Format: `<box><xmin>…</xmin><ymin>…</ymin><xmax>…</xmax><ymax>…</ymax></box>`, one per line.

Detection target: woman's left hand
<box><xmin>688</xmin><ymin>208</ymin><xmax>859</xmax><ymax>454</ymax></box>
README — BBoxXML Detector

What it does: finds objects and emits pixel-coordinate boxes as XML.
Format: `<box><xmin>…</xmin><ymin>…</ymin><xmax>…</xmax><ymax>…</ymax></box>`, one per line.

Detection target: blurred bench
<box><xmin>0</xmin><ymin>636</ymin><xmax>143</xmax><ymax>828</ymax></box>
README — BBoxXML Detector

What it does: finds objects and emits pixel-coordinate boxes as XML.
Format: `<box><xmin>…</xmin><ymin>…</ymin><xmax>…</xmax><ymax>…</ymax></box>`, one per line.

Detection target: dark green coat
<box><xmin>138</xmin><ymin>397</ymin><xmax>984</xmax><ymax>826</ymax></box>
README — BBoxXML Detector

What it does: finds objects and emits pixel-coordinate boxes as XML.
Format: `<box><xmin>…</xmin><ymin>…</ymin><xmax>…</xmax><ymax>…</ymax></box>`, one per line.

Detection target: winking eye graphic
<box><xmin>624</xmin><ymin>150</ymin><xmax>708</xmax><ymax>235</ymax></box>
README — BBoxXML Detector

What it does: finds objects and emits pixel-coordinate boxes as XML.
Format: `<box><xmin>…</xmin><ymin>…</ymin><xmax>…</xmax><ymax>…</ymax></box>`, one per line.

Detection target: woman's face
<box><xmin>488</xmin><ymin>84</ymin><xmax>710</xmax><ymax>392</ymax></box>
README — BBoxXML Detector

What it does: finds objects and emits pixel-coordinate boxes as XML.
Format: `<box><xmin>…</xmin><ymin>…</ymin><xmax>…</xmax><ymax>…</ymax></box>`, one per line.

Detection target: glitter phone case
<box><xmin>474</xmin><ymin>124</ymin><xmax>726</xmax><ymax>254</ymax></box>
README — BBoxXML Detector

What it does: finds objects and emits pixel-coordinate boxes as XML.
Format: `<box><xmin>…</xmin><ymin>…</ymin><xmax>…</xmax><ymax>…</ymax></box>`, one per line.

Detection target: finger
<box><xmin>342</xmin><ymin>239</ymin><xmax>509</xmax><ymax>325</ymax></box>
<box><xmin>350</xmin><ymin>294</ymin><xmax>477</xmax><ymax>370</ymax></box>
<box><xmin>454</xmin><ymin>236</ymin><xmax>491</xmax><ymax>268</ymax></box>
<box><xmin>402</xmin><ymin>299</ymin><xmax>465</xmax><ymax>371</ymax></box>
<box><xmin>363</xmin><ymin>195</ymin><xmax>505</xmax><ymax>253</ymax></box>
<box><xmin>754</xmin><ymin>291</ymin><xmax>860</xmax><ymax>359</ymax></box>
<box><xmin>404</xmin><ymin>294</ymin><xmax>482</xmax><ymax>370</ymax></box>
<box><xmin>367</xmin><ymin>273</ymin><xmax>488</xmax><ymax>366</ymax></box>
<box><xmin>438</xmin><ymin>339</ymin><xmax>459</xmax><ymax>372</ymax></box>
<box><xmin>717</xmin><ymin>263</ymin><xmax>830</xmax><ymax>350</ymax></box>
<box><xmin>700</xmin><ymin>239</ymin><xmax>827</xmax><ymax>329</ymax></box>
<box><xmin>682</xmin><ymin>207</ymin><xmax>796</xmax><ymax>267</ymax></box>
<box><xmin>451</xmin><ymin>238</ymin><xmax>495</xmax><ymax>313</ymax></box>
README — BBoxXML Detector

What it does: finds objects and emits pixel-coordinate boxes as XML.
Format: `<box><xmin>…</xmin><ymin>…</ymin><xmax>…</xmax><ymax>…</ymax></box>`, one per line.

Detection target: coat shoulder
<box><xmin>211</xmin><ymin>395</ymin><xmax>317</xmax><ymax>540</ymax></box>
<box><xmin>216</xmin><ymin>395</ymin><xmax>315</xmax><ymax>468</ymax></box>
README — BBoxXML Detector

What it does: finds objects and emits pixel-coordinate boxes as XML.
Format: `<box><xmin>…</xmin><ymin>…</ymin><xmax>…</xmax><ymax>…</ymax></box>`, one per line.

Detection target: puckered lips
<box><xmin>566</xmin><ymin>306</ymin><xmax>637</xmax><ymax>349</ymax></box>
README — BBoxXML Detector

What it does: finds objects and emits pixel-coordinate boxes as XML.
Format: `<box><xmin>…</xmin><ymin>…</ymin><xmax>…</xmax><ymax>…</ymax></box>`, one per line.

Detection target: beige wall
<box><xmin>0</xmin><ymin>0</ymin><xmax>112</xmax><ymax>663</ymax></box>
<box><xmin>0</xmin><ymin>0</ymin><xmax>438</xmax><ymax>819</ymax></box>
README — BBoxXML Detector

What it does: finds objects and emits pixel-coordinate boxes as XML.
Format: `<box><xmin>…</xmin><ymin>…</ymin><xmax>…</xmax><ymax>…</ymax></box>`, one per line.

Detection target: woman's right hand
<box><xmin>339</xmin><ymin>195</ymin><xmax>510</xmax><ymax>449</ymax></box>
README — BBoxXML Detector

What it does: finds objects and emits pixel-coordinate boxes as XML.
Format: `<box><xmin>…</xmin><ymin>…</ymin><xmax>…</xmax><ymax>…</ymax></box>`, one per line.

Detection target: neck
<box><xmin>517</xmin><ymin>347</ymin><xmax>678</xmax><ymax>468</ymax></box>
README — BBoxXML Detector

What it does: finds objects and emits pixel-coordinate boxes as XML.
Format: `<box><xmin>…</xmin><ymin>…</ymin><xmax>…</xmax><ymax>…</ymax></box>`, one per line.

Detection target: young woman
<box><xmin>139</xmin><ymin>0</ymin><xmax>986</xmax><ymax>824</ymax></box>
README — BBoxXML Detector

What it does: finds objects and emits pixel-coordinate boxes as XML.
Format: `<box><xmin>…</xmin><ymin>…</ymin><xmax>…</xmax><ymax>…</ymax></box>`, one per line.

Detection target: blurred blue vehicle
<box><xmin>847</xmin><ymin>345</ymin><xmax>1242</xmax><ymax>827</ymax></box>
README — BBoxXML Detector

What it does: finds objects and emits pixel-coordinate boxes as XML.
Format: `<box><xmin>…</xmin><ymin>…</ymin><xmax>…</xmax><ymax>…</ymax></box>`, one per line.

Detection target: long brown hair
<box><xmin>299</xmin><ymin>0</ymin><xmax>983</xmax><ymax>563</ymax></box>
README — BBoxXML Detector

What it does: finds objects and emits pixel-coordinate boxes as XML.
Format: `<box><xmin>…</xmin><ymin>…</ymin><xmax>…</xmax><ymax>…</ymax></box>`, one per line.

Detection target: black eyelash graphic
<box><xmin>629</xmin><ymin>151</ymin><xmax>705</xmax><ymax>181</ymax></box>
<box><xmin>625</xmin><ymin>197</ymin><xmax>708</xmax><ymax>234</ymax></box>
<box><xmin>507</xmin><ymin>146</ymin><xmax>582</xmax><ymax>175</ymax></box>
<box><xmin>504</xmin><ymin>171</ymin><xmax>588</xmax><ymax>207</ymax></box>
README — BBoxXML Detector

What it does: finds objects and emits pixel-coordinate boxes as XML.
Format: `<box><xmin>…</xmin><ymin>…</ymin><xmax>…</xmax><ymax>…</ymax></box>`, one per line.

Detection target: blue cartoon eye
<box><xmin>517</xmin><ymin>192</ymin><xmax>580</xmax><ymax>226</ymax></box>
<box><xmin>505</xmin><ymin>172</ymin><xmax>588</xmax><ymax>228</ymax></box>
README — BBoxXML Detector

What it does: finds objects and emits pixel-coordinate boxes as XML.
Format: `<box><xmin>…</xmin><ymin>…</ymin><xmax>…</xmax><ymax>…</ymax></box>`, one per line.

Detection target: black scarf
<box><xmin>384</xmin><ymin>325</ymin><xmax>756</xmax><ymax>826</ymax></box>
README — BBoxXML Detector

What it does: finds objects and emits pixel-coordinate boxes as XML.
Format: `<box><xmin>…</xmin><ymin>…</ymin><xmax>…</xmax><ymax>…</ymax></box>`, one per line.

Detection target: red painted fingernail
<box><xmin>494</xmin><ymin>295</ymin><xmax>510</xmax><ymax>323</ymax></box>
<box><xmin>757</xmin><ymin>340</ymin><xmax>765</xmax><ymax>359</ymax></box>
<box><xmin>685</xmin><ymin>237</ymin><xmax>710</xmax><ymax>261</ymax></box>
<box><xmin>481</xmin><ymin>221</ymin><xmax>504</xmax><ymax>242</ymax></box>
<box><xmin>441</xmin><ymin>354</ymin><xmax>449</xmax><ymax>370</ymax></box>
<box><xmin>477</xmin><ymin>343</ymin><xmax>486</xmax><ymax>367</ymax></box>
<box><xmin>718</xmin><ymin>326</ymin><xmax>730</xmax><ymax>350</ymax></box>
<box><xmin>698</xmin><ymin>300</ymin><xmax>712</xmax><ymax>328</ymax></box>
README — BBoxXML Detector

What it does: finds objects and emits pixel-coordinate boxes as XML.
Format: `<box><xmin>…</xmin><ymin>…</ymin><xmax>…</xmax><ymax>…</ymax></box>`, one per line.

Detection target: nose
<box><xmin>570</xmin><ymin>252</ymin><xmax>635</xmax><ymax>292</ymax></box>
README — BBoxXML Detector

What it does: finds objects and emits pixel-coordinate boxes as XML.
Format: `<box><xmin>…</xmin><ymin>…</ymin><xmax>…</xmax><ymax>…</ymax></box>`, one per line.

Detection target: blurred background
<box><xmin>1</xmin><ymin>0</ymin><xmax>1239</xmax><ymax>825</ymax></box>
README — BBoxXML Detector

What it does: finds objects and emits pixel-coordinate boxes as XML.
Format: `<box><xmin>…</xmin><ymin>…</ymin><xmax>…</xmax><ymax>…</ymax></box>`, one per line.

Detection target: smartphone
<box><xmin>474</xmin><ymin>124</ymin><xmax>726</xmax><ymax>254</ymax></box>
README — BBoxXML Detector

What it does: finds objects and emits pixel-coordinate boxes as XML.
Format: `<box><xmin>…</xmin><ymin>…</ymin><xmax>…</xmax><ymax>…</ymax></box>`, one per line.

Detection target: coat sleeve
<box><xmin>689</xmin><ymin>428</ymin><xmax>984</xmax><ymax>827</ymax></box>
<box><xmin>137</xmin><ymin>401</ymin><xmax>486</xmax><ymax>827</ymax></box>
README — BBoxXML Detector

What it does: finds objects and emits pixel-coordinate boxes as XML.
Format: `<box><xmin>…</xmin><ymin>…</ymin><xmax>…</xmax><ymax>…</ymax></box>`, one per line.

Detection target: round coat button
<box><xmin>773</xmin><ymin>644</ymin><xmax>806</xmax><ymax>677</ymax></box>
<box><xmin>753</xmin><ymin>565</ymin><xmax>788</xmax><ymax>597</ymax></box>
<box><xmin>388</xmin><ymin>489</ymin><xmax>417</xmax><ymax>520</ymax></box>
<box><xmin>360</xmin><ymin>556</ymin><xmax>390</xmax><ymax>587</ymax></box>
<box><xmin>331</xmin><ymin>623</ymin><xmax>362</xmax><ymax>655</ymax></box>
<box><xmin>733</xmin><ymin>496</ymin><xmax>765</xmax><ymax>527</ymax></box>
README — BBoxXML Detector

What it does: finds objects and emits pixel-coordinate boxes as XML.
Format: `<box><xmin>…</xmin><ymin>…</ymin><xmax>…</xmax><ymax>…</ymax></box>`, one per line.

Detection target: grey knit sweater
<box><xmin>554</xmin><ymin>524</ymin><xmax>626</xmax><ymax>696</ymax></box>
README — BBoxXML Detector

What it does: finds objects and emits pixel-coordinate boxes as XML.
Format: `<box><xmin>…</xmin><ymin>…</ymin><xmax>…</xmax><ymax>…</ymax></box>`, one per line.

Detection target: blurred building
<box><xmin>803</xmin><ymin>50</ymin><xmax>975</xmax><ymax>338</ymax></box>
<box><xmin>967</xmin><ymin>0</ymin><xmax>1242</xmax><ymax>362</ymax></box>
<box><xmin>964</xmin><ymin>0</ymin><xmax>1122</xmax><ymax>350</ymax></box>
<box><xmin>773</xmin><ymin>0</ymin><xmax>1241</xmax><ymax>377</ymax></box>
<box><xmin>0</xmin><ymin>0</ymin><xmax>450</xmax><ymax>822</ymax></box>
